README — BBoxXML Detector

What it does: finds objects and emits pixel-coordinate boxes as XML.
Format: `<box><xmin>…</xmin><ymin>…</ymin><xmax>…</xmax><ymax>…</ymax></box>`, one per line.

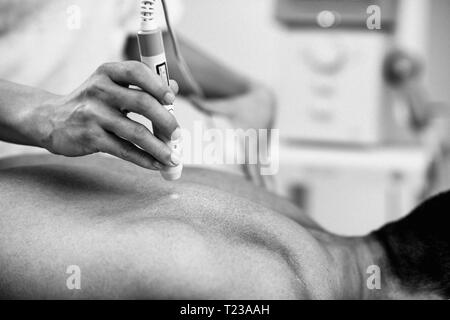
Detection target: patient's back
<box><xmin>0</xmin><ymin>155</ymin><xmax>333</xmax><ymax>299</ymax></box>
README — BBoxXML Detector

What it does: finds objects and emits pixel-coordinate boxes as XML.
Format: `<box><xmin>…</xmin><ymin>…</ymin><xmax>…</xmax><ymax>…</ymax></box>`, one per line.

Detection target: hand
<box><xmin>27</xmin><ymin>61</ymin><xmax>181</xmax><ymax>170</ymax></box>
<box><xmin>191</xmin><ymin>83</ymin><xmax>277</xmax><ymax>131</ymax></box>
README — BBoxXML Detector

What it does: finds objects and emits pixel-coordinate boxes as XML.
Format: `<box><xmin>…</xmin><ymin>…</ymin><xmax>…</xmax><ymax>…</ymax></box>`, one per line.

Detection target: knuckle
<box><xmin>124</xmin><ymin>61</ymin><xmax>141</xmax><ymax>77</ymax></box>
<box><xmin>79</xmin><ymin>127</ymin><xmax>100</xmax><ymax>146</ymax></box>
<box><xmin>84</xmin><ymin>84</ymin><xmax>97</xmax><ymax>98</ymax></box>
<box><xmin>151</xmin><ymin>161</ymin><xmax>161</xmax><ymax>169</ymax></box>
<box><xmin>167</xmin><ymin>115</ymin><xmax>179</xmax><ymax>131</ymax></box>
<box><xmin>96</xmin><ymin>63</ymin><xmax>111</xmax><ymax>75</ymax></box>
<box><xmin>72</xmin><ymin>104</ymin><xmax>96</xmax><ymax>123</ymax></box>
<box><xmin>132</xmin><ymin>124</ymin><xmax>149</xmax><ymax>140</ymax></box>
<box><xmin>89</xmin><ymin>128</ymin><xmax>103</xmax><ymax>145</ymax></box>
<box><xmin>128</xmin><ymin>60</ymin><xmax>143</xmax><ymax>70</ymax></box>
<box><xmin>136</xmin><ymin>93</ymin><xmax>151</xmax><ymax>111</ymax></box>
<box><xmin>135</xmin><ymin>153</ymin><xmax>150</xmax><ymax>168</ymax></box>
<box><xmin>79</xmin><ymin>131</ymin><xmax>93</xmax><ymax>144</ymax></box>
<box><xmin>119</xmin><ymin>147</ymin><xmax>132</xmax><ymax>161</ymax></box>
<box><xmin>83</xmin><ymin>80</ymin><xmax>100</xmax><ymax>99</ymax></box>
<box><xmin>160</xmin><ymin>114</ymin><xmax>179</xmax><ymax>135</ymax></box>
<box><xmin>155</xmin><ymin>143</ymin><xmax>171</xmax><ymax>161</ymax></box>
<box><xmin>86</xmin><ymin>79</ymin><xmax>107</xmax><ymax>98</ymax></box>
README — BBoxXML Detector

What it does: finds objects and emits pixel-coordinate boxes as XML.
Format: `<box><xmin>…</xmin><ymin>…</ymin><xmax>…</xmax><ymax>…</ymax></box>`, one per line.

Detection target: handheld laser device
<box><xmin>138</xmin><ymin>0</ymin><xmax>183</xmax><ymax>181</ymax></box>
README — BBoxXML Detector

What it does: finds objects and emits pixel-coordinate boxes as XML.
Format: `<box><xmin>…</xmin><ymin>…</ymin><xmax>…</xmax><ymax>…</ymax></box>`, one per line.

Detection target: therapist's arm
<box><xmin>162</xmin><ymin>34</ymin><xmax>251</xmax><ymax>99</ymax></box>
<box><xmin>0</xmin><ymin>61</ymin><xmax>181</xmax><ymax>169</ymax></box>
<box><xmin>163</xmin><ymin>34</ymin><xmax>276</xmax><ymax>130</ymax></box>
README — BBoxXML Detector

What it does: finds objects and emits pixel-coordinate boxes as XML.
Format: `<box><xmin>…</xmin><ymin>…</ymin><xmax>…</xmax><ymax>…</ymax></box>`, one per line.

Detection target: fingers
<box><xmin>75</xmin><ymin>61</ymin><xmax>183</xmax><ymax>169</ymax></box>
<box><xmin>100</xmin><ymin>82</ymin><xmax>179</xmax><ymax>140</ymax></box>
<box><xmin>96</xmin><ymin>61</ymin><xmax>176</xmax><ymax>105</ymax></box>
<box><xmin>100</xmin><ymin>112</ymin><xmax>180</xmax><ymax>167</ymax></box>
<box><xmin>97</xmin><ymin>132</ymin><xmax>164</xmax><ymax>171</ymax></box>
<box><xmin>169</xmin><ymin>79</ymin><xmax>179</xmax><ymax>95</ymax></box>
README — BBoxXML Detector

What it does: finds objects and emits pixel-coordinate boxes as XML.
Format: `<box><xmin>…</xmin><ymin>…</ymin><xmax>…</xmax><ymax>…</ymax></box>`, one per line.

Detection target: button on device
<box><xmin>302</xmin><ymin>40</ymin><xmax>348</xmax><ymax>75</ymax></box>
<box><xmin>317</xmin><ymin>10</ymin><xmax>338</xmax><ymax>28</ymax></box>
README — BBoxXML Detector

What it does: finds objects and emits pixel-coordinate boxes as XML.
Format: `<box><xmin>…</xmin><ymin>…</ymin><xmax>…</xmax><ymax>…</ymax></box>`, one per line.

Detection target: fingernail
<box><xmin>170</xmin><ymin>152</ymin><xmax>182</xmax><ymax>166</ymax></box>
<box><xmin>171</xmin><ymin>128</ymin><xmax>182</xmax><ymax>141</ymax></box>
<box><xmin>164</xmin><ymin>92</ymin><xmax>176</xmax><ymax>105</ymax></box>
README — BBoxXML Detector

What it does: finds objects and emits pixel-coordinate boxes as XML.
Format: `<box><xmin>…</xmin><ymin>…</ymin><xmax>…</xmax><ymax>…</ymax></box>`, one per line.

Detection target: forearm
<box><xmin>162</xmin><ymin>33</ymin><xmax>252</xmax><ymax>99</ymax></box>
<box><xmin>124</xmin><ymin>34</ymin><xmax>252</xmax><ymax>99</ymax></box>
<box><xmin>0</xmin><ymin>80</ymin><xmax>56</xmax><ymax>148</ymax></box>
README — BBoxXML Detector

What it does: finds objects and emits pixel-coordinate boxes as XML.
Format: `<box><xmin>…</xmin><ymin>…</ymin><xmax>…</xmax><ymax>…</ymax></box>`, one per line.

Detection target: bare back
<box><xmin>0</xmin><ymin>155</ymin><xmax>335</xmax><ymax>299</ymax></box>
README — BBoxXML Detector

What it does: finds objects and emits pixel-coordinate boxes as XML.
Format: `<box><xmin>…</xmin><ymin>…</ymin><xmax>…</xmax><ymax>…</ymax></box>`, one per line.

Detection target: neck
<box><xmin>314</xmin><ymin>231</ymin><xmax>398</xmax><ymax>299</ymax></box>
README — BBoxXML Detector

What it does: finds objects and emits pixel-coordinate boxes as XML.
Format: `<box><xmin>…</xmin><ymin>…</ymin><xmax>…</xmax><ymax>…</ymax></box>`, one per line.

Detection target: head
<box><xmin>373</xmin><ymin>191</ymin><xmax>450</xmax><ymax>299</ymax></box>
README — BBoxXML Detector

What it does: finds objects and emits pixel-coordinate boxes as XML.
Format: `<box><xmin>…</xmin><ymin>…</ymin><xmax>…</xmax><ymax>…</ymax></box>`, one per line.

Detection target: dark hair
<box><xmin>374</xmin><ymin>191</ymin><xmax>450</xmax><ymax>297</ymax></box>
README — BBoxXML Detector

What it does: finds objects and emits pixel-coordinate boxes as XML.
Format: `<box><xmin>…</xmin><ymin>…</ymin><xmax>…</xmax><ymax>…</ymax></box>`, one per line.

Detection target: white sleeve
<box><xmin>117</xmin><ymin>0</ymin><xmax>184</xmax><ymax>32</ymax></box>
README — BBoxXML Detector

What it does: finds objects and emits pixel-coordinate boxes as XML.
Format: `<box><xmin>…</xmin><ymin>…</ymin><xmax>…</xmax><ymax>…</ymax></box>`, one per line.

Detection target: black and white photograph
<box><xmin>1</xmin><ymin>0</ymin><xmax>450</xmax><ymax>307</ymax></box>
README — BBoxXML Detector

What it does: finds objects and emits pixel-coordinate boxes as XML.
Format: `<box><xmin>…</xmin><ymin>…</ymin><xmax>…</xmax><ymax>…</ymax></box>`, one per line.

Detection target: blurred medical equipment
<box><xmin>273</xmin><ymin>0</ymin><xmax>435</xmax><ymax>235</ymax></box>
<box><xmin>275</xmin><ymin>0</ymin><xmax>399</xmax><ymax>145</ymax></box>
<box><xmin>274</xmin><ymin>0</ymin><xmax>433</xmax><ymax>146</ymax></box>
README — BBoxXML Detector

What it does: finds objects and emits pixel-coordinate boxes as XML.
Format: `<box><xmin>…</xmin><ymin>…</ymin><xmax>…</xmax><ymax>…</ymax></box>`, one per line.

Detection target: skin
<box><xmin>0</xmin><ymin>154</ymin><xmax>440</xmax><ymax>300</ymax></box>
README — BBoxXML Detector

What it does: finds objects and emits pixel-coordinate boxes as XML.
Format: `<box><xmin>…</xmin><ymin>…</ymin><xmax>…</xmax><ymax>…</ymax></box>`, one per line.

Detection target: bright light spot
<box><xmin>317</xmin><ymin>10</ymin><xmax>336</xmax><ymax>28</ymax></box>
<box><xmin>170</xmin><ymin>194</ymin><xmax>180</xmax><ymax>200</ymax></box>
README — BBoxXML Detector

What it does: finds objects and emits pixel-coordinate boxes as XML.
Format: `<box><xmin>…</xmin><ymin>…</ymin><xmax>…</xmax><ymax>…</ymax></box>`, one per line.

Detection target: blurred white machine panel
<box><xmin>274</xmin><ymin>0</ymin><xmax>399</xmax><ymax>145</ymax></box>
<box><xmin>277</xmin><ymin>31</ymin><xmax>392</xmax><ymax>144</ymax></box>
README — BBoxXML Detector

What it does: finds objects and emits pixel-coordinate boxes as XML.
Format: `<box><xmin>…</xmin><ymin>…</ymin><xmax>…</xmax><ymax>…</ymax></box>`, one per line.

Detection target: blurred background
<box><xmin>174</xmin><ymin>0</ymin><xmax>450</xmax><ymax>235</ymax></box>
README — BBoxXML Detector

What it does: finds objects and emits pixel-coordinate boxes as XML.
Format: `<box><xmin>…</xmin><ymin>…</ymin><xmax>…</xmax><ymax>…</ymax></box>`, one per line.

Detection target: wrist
<box><xmin>19</xmin><ymin>93</ymin><xmax>61</xmax><ymax>150</ymax></box>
